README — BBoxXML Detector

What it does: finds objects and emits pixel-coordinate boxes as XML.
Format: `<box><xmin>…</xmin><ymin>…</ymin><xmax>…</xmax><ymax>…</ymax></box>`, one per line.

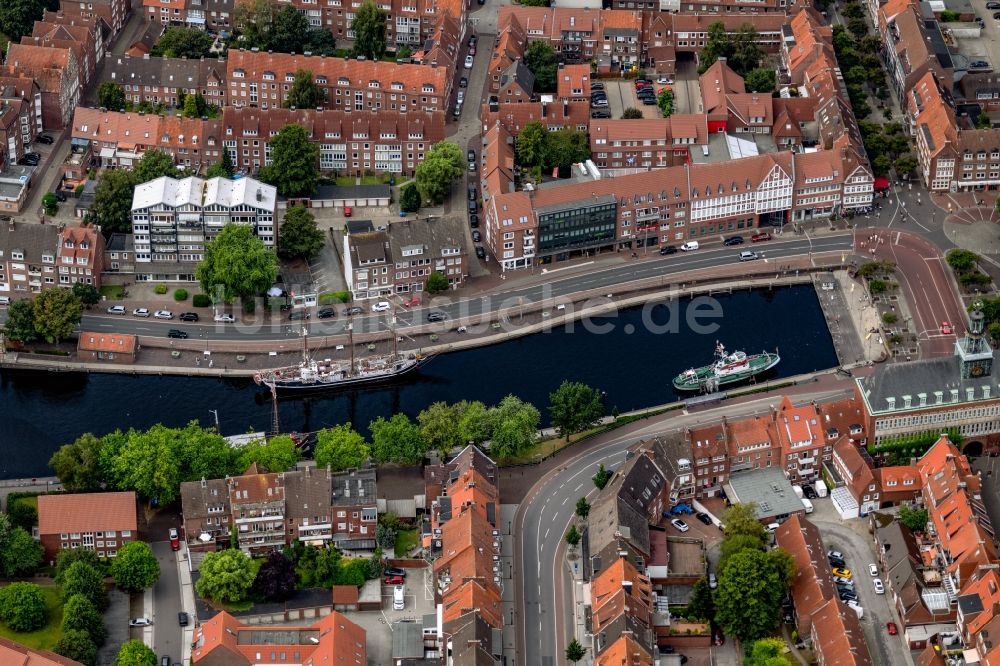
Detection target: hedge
<box><xmin>192</xmin><ymin>294</ymin><xmax>212</xmax><ymax>307</ymax></box>
<box><xmin>154</xmin><ymin>284</ymin><xmax>168</xmax><ymax>295</ymax></box>
<box><xmin>173</xmin><ymin>289</ymin><xmax>188</xmax><ymax>301</ymax></box>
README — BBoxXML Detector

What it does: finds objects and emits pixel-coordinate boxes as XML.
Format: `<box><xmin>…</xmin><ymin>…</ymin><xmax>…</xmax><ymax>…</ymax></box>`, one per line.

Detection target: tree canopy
<box><xmin>61</xmin><ymin>561</ymin><xmax>108</xmax><ymax>611</ymax></box>
<box><xmin>370</xmin><ymin>413</ymin><xmax>427</xmax><ymax>465</ymax></box>
<box><xmin>196</xmin><ymin>223</ymin><xmax>279</xmax><ymax>302</ymax></box>
<box><xmin>745</xmin><ymin>638</ymin><xmax>795</xmax><ymax>666</ymax></box>
<box><xmin>0</xmin><ymin>582</ymin><xmax>47</xmax><ymax>632</ymax></box>
<box><xmin>151</xmin><ymin>26</ymin><xmax>214</xmax><ymax>59</ymax></box>
<box><xmin>196</xmin><ymin>549</ymin><xmax>256</xmax><ymax>603</ymax></box>
<box><xmin>714</xmin><ymin>548</ymin><xmax>790</xmax><ymax>642</ymax></box>
<box><xmin>32</xmin><ymin>288</ymin><xmax>82</xmax><ymax>344</ymax></box>
<box><xmin>98</xmin><ymin>82</ymin><xmax>127</xmax><ymax>112</ymax></box>
<box><xmin>115</xmin><ymin>640</ymin><xmax>158</xmax><ymax>666</ymax></box>
<box><xmin>350</xmin><ymin>1</ymin><xmax>387</xmax><ymax>60</ymax></box>
<box><xmin>899</xmin><ymin>505</ymin><xmax>929</xmax><ymax>532</ymax></box>
<box><xmin>745</xmin><ymin>68</ymin><xmax>776</xmax><ymax>93</ymax></box>
<box><xmin>285</xmin><ymin>69</ymin><xmax>326</xmax><ymax>110</ymax></box>
<box><xmin>111</xmin><ymin>542</ymin><xmax>161</xmax><ymax>592</ymax></box>
<box><xmin>236</xmin><ymin>435</ymin><xmax>302</xmax><ymax>473</ymax></box>
<box><xmin>90</xmin><ymin>169</ymin><xmax>139</xmax><ymax>235</ymax></box>
<box><xmin>488</xmin><ymin>395</ymin><xmax>540</xmax><ymax>460</ymax></box>
<box><xmin>699</xmin><ymin>22</ymin><xmax>764</xmax><ymax>76</ymax></box>
<box><xmin>418</xmin><ymin>401</ymin><xmax>466</xmax><ymax>458</ymax></box>
<box><xmin>206</xmin><ymin>150</ymin><xmax>236</xmax><ymax>179</ymax></box>
<box><xmin>415</xmin><ymin>141</ymin><xmax>465</xmax><ymax>204</ymax></box>
<box><xmin>621</xmin><ymin>107</ymin><xmax>643</xmax><ymax>119</ymax></box>
<box><xmin>524</xmin><ymin>41</ymin><xmax>557</xmax><ymax>93</ymax></box>
<box><xmin>548</xmin><ymin>381</ymin><xmax>603</xmax><ymax>441</ymax></box>
<box><xmin>278</xmin><ymin>205</ymin><xmax>325</xmax><ymax>260</ymax></box>
<box><xmin>133</xmin><ymin>148</ymin><xmax>179</xmax><ymax>183</ymax></box>
<box><xmin>61</xmin><ymin>593</ymin><xmax>106</xmax><ymax>647</ymax></box>
<box><xmin>314</xmin><ymin>424</ymin><xmax>371</xmax><ymax>471</ymax></box>
<box><xmin>259</xmin><ymin>124</ymin><xmax>319</xmax><ymax>197</ymax></box>
<box><xmin>0</xmin><ymin>0</ymin><xmax>49</xmax><ymax>42</ymax></box>
<box><xmin>55</xmin><ymin>629</ymin><xmax>98</xmax><ymax>665</ymax></box>
<box><xmin>400</xmin><ymin>183</ymin><xmax>421</xmax><ymax>212</ymax></box>
<box><xmin>2</xmin><ymin>299</ymin><xmax>37</xmax><ymax>343</ymax></box>
<box><xmin>253</xmin><ymin>551</ymin><xmax>298</xmax><ymax>601</ymax></box>
<box><xmin>234</xmin><ymin>1</ymin><xmax>337</xmax><ymax>55</ymax></box>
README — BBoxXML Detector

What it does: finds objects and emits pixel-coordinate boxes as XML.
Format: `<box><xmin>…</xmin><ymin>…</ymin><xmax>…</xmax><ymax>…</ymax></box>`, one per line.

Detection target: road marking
<box><xmin>574</xmin><ymin>482</ymin><xmax>583</xmax><ymax>491</ymax></box>
<box><xmin>544</xmin><ymin>528</ymin><xmax>549</xmax><ymax>540</ymax></box>
<box><xmin>561</xmin><ymin>497</ymin><xmax>568</xmax><ymax>506</ymax></box>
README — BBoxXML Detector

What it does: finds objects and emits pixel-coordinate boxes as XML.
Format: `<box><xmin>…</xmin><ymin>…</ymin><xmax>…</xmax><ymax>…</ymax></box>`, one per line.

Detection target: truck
<box><xmin>815</xmin><ymin>479</ymin><xmax>828</xmax><ymax>497</ymax></box>
<box><xmin>792</xmin><ymin>485</ymin><xmax>804</xmax><ymax>499</ymax></box>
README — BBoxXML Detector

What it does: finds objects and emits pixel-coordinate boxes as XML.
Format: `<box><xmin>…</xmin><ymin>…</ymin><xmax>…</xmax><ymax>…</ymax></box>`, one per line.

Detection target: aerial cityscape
<box><xmin>2</xmin><ymin>0</ymin><xmax>1000</xmax><ymax>662</ymax></box>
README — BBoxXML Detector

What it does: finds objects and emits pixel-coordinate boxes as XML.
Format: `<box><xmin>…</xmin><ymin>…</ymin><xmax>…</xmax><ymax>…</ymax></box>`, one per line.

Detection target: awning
<box><xmin>71</xmin><ymin>137</ymin><xmax>90</xmax><ymax>147</ymax></box>
<box><xmin>99</xmin><ymin>147</ymin><xmax>114</xmax><ymax>158</ymax></box>
<box><xmin>874</xmin><ymin>176</ymin><xmax>890</xmax><ymax>190</ymax></box>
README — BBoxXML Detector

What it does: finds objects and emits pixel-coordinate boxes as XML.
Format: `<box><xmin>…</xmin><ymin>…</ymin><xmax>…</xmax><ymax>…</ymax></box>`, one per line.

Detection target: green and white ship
<box><xmin>672</xmin><ymin>342</ymin><xmax>780</xmax><ymax>392</ymax></box>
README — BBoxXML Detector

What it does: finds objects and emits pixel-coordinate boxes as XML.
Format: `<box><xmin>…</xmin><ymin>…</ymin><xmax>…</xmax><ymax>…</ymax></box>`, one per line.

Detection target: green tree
<box><xmin>899</xmin><ymin>505</ymin><xmax>929</xmax><ymax>532</ymax></box>
<box><xmin>111</xmin><ymin>542</ymin><xmax>160</xmax><ymax>592</ymax></box>
<box><xmin>516</xmin><ymin>121</ymin><xmax>548</xmax><ymax>168</ymax></box>
<box><xmin>575</xmin><ymin>497</ymin><xmax>590</xmax><ymax>519</ymax></box>
<box><xmin>545</xmin><ymin>128</ymin><xmax>590</xmax><ymax>173</ymax></box>
<box><xmin>2</xmin><ymin>299</ymin><xmax>37</xmax><ymax>343</ymax></box>
<box><xmin>133</xmin><ymin>149</ymin><xmax>179</xmax><ymax>183</ymax></box>
<box><xmin>97</xmin><ymin>81</ymin><xmax>127</xmax><ymax>112</ymax></box>
<box><xmin>233</xmin><ymin>0</ymin><xmax>277</xmax><ymax>49</ymax></box>
<box><xmin>278</xmin><ymin>205</ymin><xmax>325</xmax><ymax>260</ymax></box>
<box><xmin>351</xmin><ymin>1</ymin><xmax>387</xmax><ymax>60</ymax></box>
<box><xmin>565</xmin><ymin>524</ymin><xmax>581</xmax><ymax>546</ymax></box>
<box><xmin>55</xmin><ymin>548</ymin><xmax>103</xmax><ymax>585</ymax></box>
<box><xmin>196</xmin><ymin>549</ymin><xmax>256</xmax><ymax>603</ymax></box>
<box><xmin>260</xmin><ymin>124</ymin><xmax>319</xmax><ymax>197</ymax></box>
<box><xmin>61</xmin><ymin>593</ymin><xmax>106</xmax><ymax>645</ymax></box>
<box><xmin>699</xmin><ymin>23</ymin><xmax>763</xmax><ymax>76</ymax></box>
<box><xmin>948</xmin><ymin>249</ymin><xmax>980</xmax><ymax>273</ymax></box>
<box><xmin>719</xmin><ymin>533</ymin><xmax>768</xmax><ymax>572</ymax></box>
<box><xmin>370</xmin><ymin>413</ymin><xmax>427</xmax><ymax>465</ymax></box>
<box><xmin>593</xmin><ymin>463</ymin><xmax>611</xmax><ymax>489</ymax></box>
<box><xmin>722</xmin><ymin>503</ymin><xmax>767</xmax><ymax>545</ymax></box>
<box><xmin>55</xmin><ymin>629</ymin><xmax>98</xmax><ymax>665</ymax></box>
<box><xmin>181</xmin><ymin>93</ymin><xmax>200</xmax><ymax>119</ymax></box>
<box><xmin>32</xmin><ymin>288</ymin><xmax>82</xmax><ymax>345</ymax></box>
<box><xmin>49</xmin><ymin>433</ymin><xmax>108</xmax><ymax>492</ymax></box>
<box><xmin>90</xmin><ymin>169</ymin><xmax>138</xmax><ymax>234</ymax></box>
<box><xmin>2</xmin><ymin>527</ymin><xmax>43</xmax><ymax>577</ymax></box>
<box><xmin>621</xmin><ymin>107</ymin><xmax>643</xmax><ymax>119</ymax></box>
<box><xmin>42</xmin><ymin>192</ymin><xmax>59</xmax><ymax>216</ymax></box>
<box><xmin>715</xmin><ymin>548</ymin><xmax>788</xmax><ymax>642</ymax></box>
<box><xmin>0</xmin><ymin>582</ymin><xmax>47</xmax><ymax>632</ymax></box>
<box><xmin>197</xmin><ymin>223</ymin><xmax>279</xmax><ymax>302</ymax></box>
<box><xmin>425</xmin><ymin>271</ymin><xmax>449</xmax><ymax>294</ymax></box>
<box><xmin>314</xmin><ymin>424</ymin><xmax>370</xmax><ymax>471</ymax></box>
<box><xmin>400</xmin><ymin>183</ymin><xmax>421</xmax><ymax>212</ymax></box>
<box><xmin>548</xmin><ymin>380</ymin><xmax>603</xmax><ymax>441</ymax></box>
<box><xmin>657</xmin><ymin>88</ymin><xmax>674</xmax><ymax>117</ymax></box>
<box><xmin>72</xmin><ymin>282</ymin><xmax>101</xmax><ymax>306</ymax></box>
<box><xmin>745</xmin><ymin>68</ymin><xmax>776</xmax><ymax>93</ymax></box>
<box><xmin>236</xmin><ymin>434</ymin><xmax>301</xmax><ymax>472</ymax></box>
<box><xmin>62</xmin><ymin>561</ymin><xmax>108</xmax><ymax>610</ymax></box>
<box><xmin>894</xmin><ymin>154</ymin><xmax>918</xmax><ymax>176</ymax></box>
<box><xmin>414</xmin><ymin>141</ymin><xmax>465</xmax><ymax>204</ymax></box>
<box><xmin>488</xmin><ymin>395</ymin><xmax>540</xmax><ymax>459</ymax></box>
<box><xmin>7</xmin><ymin>501</ymin><xmax>36</xmax><ymax>532</ymax></box>
<box><xmin>285</xmin><ymin>69</ymin><xmax>326</xmax><ymax>109</ymax></box>
<box><xmin>687</xmin><ymin>576</ymin><xmax>715</xmax><ymax>621</ymax></box>
<box><xmin>418</xmin><ymin>402</ymin><xmax>464</xmax><ymax>459</ymax></box>
<box><xmin>565</xmin><ymin>639</ymin><xmax>586</xmax><ymax>664</ymax></box>
<box><xmin>115</xmin><ymin>640</ymin><xmax>157</xmax><ymax>666</ymax></box>
<box><xmin>151</xmin><ymin>26</ymin><xmax>214</xmax><ymax>58</ymax></box>
<box><xmin>457</xmin><ymin>400</ymin><xmax>491</xmax><ymax>444</ymax></box>
<box><xmin>206</xmin><ymin>150</ymin><xmax>235</xmax><ymax>179</ymax></box>
<box><xmin>524</xmin><ymin>40</ymin><xmax>557</xmax><ymax>93</ymax></box>
<box><xmin>375</xmin><ymin>522</ymin><xmax>397</xmax><ymax>550</ymax></box>
<box><xmin>271</xmin><ymin>4</ymin><xmax>309</xmax><ymax>52</ymax></box>
<box><xmin>111</xmin><ymin>429</ymin><xmax>181</xmax><ymax>503</ymax></box>
<box><xmin>745</xmin><ymin>638</ymin><xmax>795</xmax><ymax>666</ymax></box>
<box><xmin>0</xmin><ymin>0</ymin><xmax>45</xmax><ymax>41</ymax></box>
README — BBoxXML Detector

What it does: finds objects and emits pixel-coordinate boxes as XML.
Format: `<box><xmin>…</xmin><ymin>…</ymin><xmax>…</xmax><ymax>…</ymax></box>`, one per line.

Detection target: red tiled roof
<box><xmin>78</xmin><ymin>332</ymin><xmax>136</xmax><ymax>354</ymax></box>
<box><xmin>37</xmin><ymin>491</ymin><xmax>137</xmax><ymax>536</ymax></box>
<box><xmin>0</xmin><ymin>636</ymin><xmax>83</xmax><ymax>665</ymax></box>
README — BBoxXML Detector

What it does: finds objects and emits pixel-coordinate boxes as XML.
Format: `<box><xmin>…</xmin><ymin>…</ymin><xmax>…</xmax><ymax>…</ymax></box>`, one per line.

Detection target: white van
<box><xmin>0</xmin><ymin>296</ymin><xmax>9</xmax><ymax>306</ymax></box>
<box><xmin>739</xmin><ymin>250</ymin><xmax>759</xmax><ymax>262</ymax></box>
<box><xmin>802</xmin><ymin>498</ymin><xmax>814</xmax><ymax>514</ymax></box>
<box><xmin>680</xmin><ymin>241</ymin><xmax>700</xmax><ymax>251</ymax></box>
<box><xmin>393</xmin><ymin>585</ymin><xmax>405</xmax><ymax>610</ymax></box>
<box><xmin>766</xmin><ymin>522</ymin><xmax>780</xmax><ymax>532</ymax></box>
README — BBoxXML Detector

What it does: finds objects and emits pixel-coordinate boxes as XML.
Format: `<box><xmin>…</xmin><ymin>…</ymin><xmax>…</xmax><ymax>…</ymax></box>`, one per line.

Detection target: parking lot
<box><xmin>594</xmin><ymin>80</ymin><xmax>663</xmax><ymax>119</ymax></box>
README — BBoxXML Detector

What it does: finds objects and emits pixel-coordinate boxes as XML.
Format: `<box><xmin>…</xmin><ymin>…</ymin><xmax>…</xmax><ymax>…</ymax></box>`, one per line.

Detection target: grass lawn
<box><xmin>0</xmin><ymin>585</ymin><xmax>63</xmax><ymax>651</ymax></box>
<box><xmin>360</xmin><ymin>175</ymin><xmax>389</xmax><ymax>185</ymax></box>
<box><xmin>395</xmin><ymin>529</ymin><xmax>417</xmax><ymax>556</ymax></box>
<box><xmin>335</xmin><ymin>176</ymin><xmax>357</xmax><ymax>186</ymax></box>
<box><xmin>100</xmin><ymin>285</ymin><xmax>124</xmax><ymax>300</ymax></box>
<box><xmin>11</xmin><ymin>496</ymin><xmax>37</xmax><ymax>511</ymax></box>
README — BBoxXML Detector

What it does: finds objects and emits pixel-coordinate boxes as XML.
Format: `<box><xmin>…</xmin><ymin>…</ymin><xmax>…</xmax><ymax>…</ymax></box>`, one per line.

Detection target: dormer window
<box><xmin>338</xmin><ymin>77</ymin><xmax>350</xmax><ymax>86</ymax></box>
<box><xmin>368</xmin><ymin>80</ymin><xmax>379</xmax><ymax>88</ymax></box>
<box><xmin>422</xmin><ymin>85</ymin><xmax>434</xmax><ymax>93</ymax></box>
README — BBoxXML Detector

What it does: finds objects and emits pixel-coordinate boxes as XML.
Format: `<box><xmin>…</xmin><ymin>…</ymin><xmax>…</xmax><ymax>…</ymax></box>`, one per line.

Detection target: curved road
<box><xmin>0</xmin><ymin>234</ymin><xmax>854</xmax><ymax>342</ymax></box>
<box><xmin>514</xmin><ymin>386</ymin><xmax>856</xmax><ymax>666</ymax></box>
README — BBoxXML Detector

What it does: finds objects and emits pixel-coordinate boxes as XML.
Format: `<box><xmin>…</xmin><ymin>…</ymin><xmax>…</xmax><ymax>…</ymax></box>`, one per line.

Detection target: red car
<box><xmin>941</xmin><ymin>321</ymin><xmax>953</xmax><ymax>335</ymax></box>
<box><xmin>403</xmin><ymin>296</ymin><xmax>421</xmax><ymax>307</ymax></box>
<box><xmin>751</xmin><ymin>231</ymin><xmax>772</xmax><ymax>242</ymax></box>
<box><xmin>168</xmin><ymin>528</ymin><xmax>180</xmax><ymax>551</ymax></box>
<box><xmin>384</xmin><ymin>575</ymin><xmax>405</xmax><ymax>585</ymax></box>
<box><xmin>343</xmin><ymin>206</ymin><xmax>352</xmax><ymax>217</ymax></box>
<box><xmin>886</xmin><ymin>622</ymin><xmax>898</xmax><ymax>635</ymax></box>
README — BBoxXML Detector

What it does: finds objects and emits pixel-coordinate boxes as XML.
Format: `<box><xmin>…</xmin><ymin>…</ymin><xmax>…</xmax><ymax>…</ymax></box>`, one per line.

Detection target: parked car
<box><xmin>459</xmin><ymin>77</ymin><xmax>468</xmax><ymax>88</ymax></box>
<box><xmin>670</xmin><ymin>518</ymin><xmax>689</xmax><ymax>532</ymax></box>
<box><xmin>384</xmin><ymin>567</ymin><xmax>407</xmax><ymax>578</ymax></box>
<box><xmin>393</xmin><ymin>585</ymin><xmax>405</xmax><ymax>610</ymax></box>
<box><xmin>403</xmin><ymin>296</ymin><xmax>421</xmax><ymax>308</ymax></box>
<box><xmin>457</xmin><ymin>90</ymin><xmax>465</xmax><ymax>104</ymax></box>
<box><xmin>475</xmin><ymin>246</ymin><xmax>486</xmax><ymax>259</ymax></box>
<box><xmin>833</xmin><ymin>576</ymin><xmax>853</xmax><ymax>586</ymax></box>
<box><xmin>469</xmin><ymin>199</ymin><xmax>477</xmax><ymax>213</ymax></box>
<box><xmin>133</xmin><ymin>308</ymin><xmax>151</xmax><ymax>317</ymax></box>
<box><xmin>695</xmin><ymin>511</ymin><xmax>712</xmax><ymax>525</ymax></box>
<box><xmin>107</xmin><ymin>305</ymin><xmax>126</xmax><ymax>315</ymax></box>
<box><xmin>469</xmin><ymin>213</ymin><xmax>479</xmax><ymax>228</ymax></box>
<box><xmin>708</xmin><ymin>573</ymin><xmax>717</xmax><ymax>589</ymax></box>
<box><xmin>886</xmin><ymin>622</ymin><xmax>898</xmax><ymax>635</ymax></box>
<box><xmin>169</xmin><ymin>528</ymin><xmax>180</xmax><ymax>550</ymax></box>
<box><xmin>213</xmin><ymin>313</ymin><xmax>235</xmax><ymax>322</ymax></box>
<box><xmin>289</xmin><ymin>310</ymin><xmax>309</xmax><ymax>320</ymax></box>
<box><xmin>659</xmin><ymin>245</ymin><xmax>678</xmax><ymax>255</ymax></box>
<box><xmin>161</xmin><ymin>656</ymin><xmax>170</xmax><ymax>666</ymax></box>
<box><xmin>427</xmin><ymin>311</ymin><xmax>448</xmax><ymax>322</ymax></box>
<box><xmin>468</xmin><ymin>34</ymin><xmax>477</xmax><ymax>47</ymax></box>
<box><xmin>869</xmin><ymin>563</ymin><xmax>879</xmax><ymax>577</ymax></box>
<box><xmin>751</xmin><ymin>231</ymin><xmax>772</xmax><ymax>242</ymax></box>
<box><xmin>384</xmin><ymin>575</ymin><xmax>405</xmax><ymax>585</ymax></box>
<box><xmin>372</xmin><ymin>301</ymin><xmax>391</xmax><ymax>312</ymax></box>
<box><xmin>642</xmin><ymin>98</ymin><xmax>657</xmax><ymax>105</ymax></box>
<box><xmin>178</xmin><ymin>612</ymin><xmax>189</xmax><ymax>626</ymax></box>
<box><xmin>317</xmin><ymin>307</ymin><xmax>336</xmax><ymax>319</ymax></box>
<box><xmin>472</xmin><ymin>229</ymin><xmax>481</xmax><ymax>242</ymax></box>
<box><xmin>130</xmin><ymin>618</ymin><xmax>153</xmax><ymax>627</ymax></box>
<box><xmin>466</xmin><ymin>148</ymin><xmax>476</xmax><ymax>162</ymax></box>
<box><xmin>464</xmin><ymin>55</ymin><xmax>474</xmax><ymax>69</ymax></box>
<box><xmin>342</xmin><ymin>306</ymin><xmax>365</xmax><ymax>316</ymax></box>
<box><xmin>971</xmin><ymin>60</ymin><xmax>990</xmax><ymax>68</ymax></box>
<box><xmin>838</xmin><ymin>589</ymin><xmax>858</xmax><ymax>602</ymax></box>
<box><xmin>154</xmin><ymin>310</ymin><xmax>173</xmax><ymax>320</ymax></box>
<box><xmin>35</xmin><ymin>134</ymin><xmax>54</xmax><ymax>144</ymax></box>
<box><xmin>941</xmin><ymin>321</ymin><xmax>953</xmax><ymax>334</ymax></box>
<box><xmin>167</xmin><ymin>329</ymin><xmax>189</xmax><ymax>339</ymax></box>
<box><xmin>680</xmin><ymin>241</ymin><xmax>699</xmax><ymax>251</ymax></box>
<box><xmin>179</xmin><ymin>312</ymin><xmax>199</xmax><ymax>322</ymax></box>
<box><xmin>828</xmin><ymin>550</ymin><xmax>844</xmax><ymax>560</ymax></box>
<box><xmin>723</xmin><ymin>235</ymin><xmax>744</xmax><ymax>246</ymax></box>
<box><xmin>713</xmin><ymin>627</ymin><xmax>724</xmax><ymax>646</ymax></box>
<box><xmin>829</xmin><ymin>557</ymin><xmax>846</xmax><ymax>568</ymax></box>
<box><xmin>591</xmin><ymin>110</ymin><xmax>611</xmax><ymax>118</ymax></box>
<box><xmin>832</xmin><ymin>567</ymin><xmax>852</xmax><ymax>579</ymax></box>
<box><xmin>873</xmin><ymin>578</ymin><xmax>885</xmax><ymax>594</ymax></box>
<box><xmin>52</xmin><ymin>191</ymin><xmax>67</xmax><ymax>202</ymax></box>
<box><xmin>738</xmin><ymin>251</ymin><xmax>759</xmax><ymax>262</ymax></box>
<box><xmin>591</xmin><ymin>82</ymin><xmax>605</xmax><ymax>90</ymax></box>
<box><xmin>988</xmin><ymin>2</ymin><xmax>1000</xmax><ymax>9</ymax></box>
<box><xmin>802</xmin><ymin>484</ymin><xmax>817</xmax><ymax>499</ymax></box>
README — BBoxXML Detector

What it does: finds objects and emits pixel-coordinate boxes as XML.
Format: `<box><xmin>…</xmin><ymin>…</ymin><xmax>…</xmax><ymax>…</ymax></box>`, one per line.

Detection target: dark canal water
<box><xmin>0</xmin><ymin>285</ymin><xmax>837</xmax><ymax>479</ymax></box>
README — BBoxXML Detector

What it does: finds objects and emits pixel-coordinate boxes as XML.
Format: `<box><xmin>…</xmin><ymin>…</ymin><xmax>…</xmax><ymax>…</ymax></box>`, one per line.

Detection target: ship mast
<box><xmin>391</xmin><ymin>316</ymin><xmax>398</xmax><ymax>359</ymax></box>
<box><xmin>348</xmin><ymin>322</ymin><xmax>355</xmax><ymax>377</ymax></box>
<box><xmin>302</xmin><ymin>327</ymin><xmax>309</xmax><ymax>362</ymax></box>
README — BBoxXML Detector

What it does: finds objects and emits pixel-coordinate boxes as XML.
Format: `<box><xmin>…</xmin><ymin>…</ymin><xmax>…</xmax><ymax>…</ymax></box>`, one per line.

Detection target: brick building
<box><xmin>105</xmin><ymin>55</ymin><xmax>228</xmax><ymax>109</ymax></box>
<box><xmin>77</xmin><ymin>332</ymin><xmax>138</xmax><ymax>364</ymax></box>
<box><xmin>3</xmin><ymin>44</ymin><xmax>80</xmax><ymax>130</ymax></box>
<box><xmin>58</xmin><ymin>0</ymin><xmax>130</xmax><ymax>39</ymax></box>
<box><xmin>0</xmin><ymin>221</ymin><xmax>59</xmax><ymax>297</ymax></box>
<box><xmin>56</xmin><ymin>223</ymin><xmax>105</xmax><ymax>289</ymax></box>
<box><xmin>36</xmin><ymin>491</ymin><xmax>138</xmax><ymax>563</ymax></box>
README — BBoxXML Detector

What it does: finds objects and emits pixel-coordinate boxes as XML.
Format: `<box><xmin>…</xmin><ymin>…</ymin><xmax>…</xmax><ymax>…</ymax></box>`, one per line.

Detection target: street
<box><xmin>149</xmin><ymin>541</ymin><xmax>183</xmax><ymax>663</ymax></box>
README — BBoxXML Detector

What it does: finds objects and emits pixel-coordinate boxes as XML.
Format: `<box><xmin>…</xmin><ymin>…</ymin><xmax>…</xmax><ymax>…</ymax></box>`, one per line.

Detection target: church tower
<box><xmin>957</xmin><ymin>309</ymin><xmax>993</xmax><ymax>379</ymax></box>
